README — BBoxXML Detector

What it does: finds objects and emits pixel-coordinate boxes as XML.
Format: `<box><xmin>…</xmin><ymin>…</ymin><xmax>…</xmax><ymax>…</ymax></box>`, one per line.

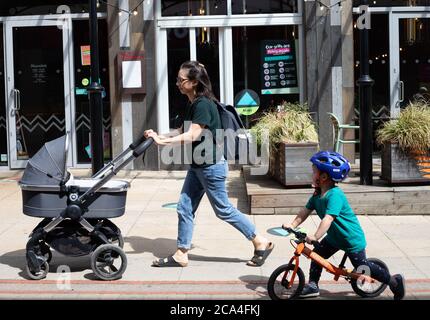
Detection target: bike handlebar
<box><xmin>283</xmin><ymin>227</ymin><xmax>320</xmax><ymax>246</ymax></box>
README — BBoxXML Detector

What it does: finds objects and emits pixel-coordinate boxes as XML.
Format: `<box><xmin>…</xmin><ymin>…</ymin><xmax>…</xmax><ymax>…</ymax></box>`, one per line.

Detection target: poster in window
<box><xmin>81</xmin><ymin>45</ymin><xmax>91</xmax><ymax>66</ymax></box>
<box><xmin>260</xmin><ymin>40</ymin><xmax>299</xmax><ymax>95</ymax></box>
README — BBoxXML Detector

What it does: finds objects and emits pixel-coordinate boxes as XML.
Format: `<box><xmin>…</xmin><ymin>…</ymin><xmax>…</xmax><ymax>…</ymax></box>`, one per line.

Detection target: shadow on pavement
<box><xmin>239</xmin><ymin>275</ymin><xmax>270</xmax><ymax>300</ymax></box>
<box><xmin>238</xmin><ymin>275</ymin><xmax>398</xmax><ymax>300</ymax></box>
<box><xmin>0</xmin><ymin>249</ymin><xmax>91</xmax><ymax>280</ymax></box>
<box><xmin>125</xmin><ymin>236</ymin><xmax>248</xmax><ymax>263</ymax></box>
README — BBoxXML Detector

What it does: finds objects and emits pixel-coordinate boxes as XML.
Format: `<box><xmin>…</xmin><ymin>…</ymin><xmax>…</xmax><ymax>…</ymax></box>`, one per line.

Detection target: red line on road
<box><xmin>0</xmin><ymin>289</ymin><xmax>428</xmax><ymax>296</ymax></box>
<box><xmin>1</xmin><ymin>278</ymin><xmax>429</xmax><ymax>285</ymax></box>
<box><xmin>0</xmin><ymin>290</ymin><xmax>259</xmax><ymax>296</ymax></box>
<box><xmin>0</xmin><ymin>279</ymin><xmax>265</xmax><ymax>285</ymax></box>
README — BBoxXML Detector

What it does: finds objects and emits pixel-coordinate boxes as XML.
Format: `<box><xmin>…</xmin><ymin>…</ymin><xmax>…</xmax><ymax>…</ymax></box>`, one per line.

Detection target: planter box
<box><xmin>269</xmin><ymin>142</ymin><xmax>319</xmax><ymax>187</ymax></box>
<box><xmin>381</xmin><ymin>143</ymin><xmax>430</xmax><ymax>184</ymax></box>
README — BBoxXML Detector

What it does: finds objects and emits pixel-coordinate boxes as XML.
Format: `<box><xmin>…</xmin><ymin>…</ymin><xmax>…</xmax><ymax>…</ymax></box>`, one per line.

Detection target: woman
<box><xmin>144</xmin><ymin>61</ymin><xmax>274</xmax><ymax>267</ymax></box>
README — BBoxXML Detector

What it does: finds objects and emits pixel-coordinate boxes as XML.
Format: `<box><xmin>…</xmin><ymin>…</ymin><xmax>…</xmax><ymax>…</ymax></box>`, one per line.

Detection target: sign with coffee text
<box><xmin>260</xmin><ymin>40</ymin><xmax>299</xmax><ymax>95</ymax></box>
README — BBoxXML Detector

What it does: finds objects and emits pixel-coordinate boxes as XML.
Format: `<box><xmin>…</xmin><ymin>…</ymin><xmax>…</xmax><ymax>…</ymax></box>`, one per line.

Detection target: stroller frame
<box><xmin>23</xmin><ymin>134</ymin><xmax>153</xmax><ymax>280</ymax></box>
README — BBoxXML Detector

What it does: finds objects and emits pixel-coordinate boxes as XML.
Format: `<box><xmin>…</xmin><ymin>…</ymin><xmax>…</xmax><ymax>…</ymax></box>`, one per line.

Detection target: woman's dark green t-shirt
<box><xmin>183</xmin><ymin>96</ymin><xmax>222</xmax><ymax>168</ymax></box>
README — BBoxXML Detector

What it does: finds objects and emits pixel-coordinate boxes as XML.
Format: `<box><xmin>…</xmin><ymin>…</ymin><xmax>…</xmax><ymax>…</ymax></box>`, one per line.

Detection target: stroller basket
<box><xmin>20</xmin><ymin>179</ymin><xmax>130</xmax><ymax>218</ymax></box>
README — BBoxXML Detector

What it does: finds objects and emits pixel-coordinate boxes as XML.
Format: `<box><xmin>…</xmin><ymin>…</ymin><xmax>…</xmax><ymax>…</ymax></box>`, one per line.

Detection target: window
<box><xmin>0</xmin><ymin>1</ymin><xmax>107</xmax><ymax>16</ymax></box>
<box><xmin>232</xmin><ymin>25</ymin><xmax>300</xmax><ymax>126</ymax></box>
<box><xmin>72</xmin><ymin>20</ymin><xmax>112</xmax><ymax>164</ymax></box>
<box><xmin>353</xmin><ymin>0</ymin><xmax>430</xmax><ymax>6</ymax></box>
<box><xmin>167</xmin><ymin>28</ymin><xmax>190</xmax><ymax>128</ymax></box>
<box><xmin>232</xmin><ymin>0</ymin><xmax>298</xmax><ymax>14</ymax></box>
<box><xmin>161</xmin><ymin>0</ymin><xmax>227</xmax><ymax>16</ymax></box>
<box><xmin>0</xmin><ymin>24</ymin><xmax>6</xmax><ymax>166</ymax></box>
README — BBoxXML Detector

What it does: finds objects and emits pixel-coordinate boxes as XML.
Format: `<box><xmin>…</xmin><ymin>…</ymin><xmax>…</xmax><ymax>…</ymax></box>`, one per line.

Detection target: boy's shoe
<box><xmin>299</xmin><ymin>282</ymin><xmax>320</xmax><ymax>298</ymax></box>
<box><xmin>389</xmin><ymin>274</ymin><xmax>405</xmax><ymax>300</ymax></box>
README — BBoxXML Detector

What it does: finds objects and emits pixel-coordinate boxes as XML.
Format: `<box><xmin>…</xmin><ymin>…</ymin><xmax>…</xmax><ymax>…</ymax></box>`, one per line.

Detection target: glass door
<box><xmin>0</xmin><ymin>23</ymin><xmax>7</xmax><ymax>166</ymax></box>
<box><xmin>390</xmin><ymin>13</ymin><xmax>430</xmax><ymax>117</ymax></box>
<box><xmin>4</xmin><ymin>19</ymin><xmax>72</xmax><ymax>168</ymax></box>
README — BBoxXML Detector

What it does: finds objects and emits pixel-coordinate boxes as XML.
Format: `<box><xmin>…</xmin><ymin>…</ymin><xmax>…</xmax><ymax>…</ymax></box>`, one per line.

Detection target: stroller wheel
<box><xmin>91</xmin><ymin>244</ymin><xmax>127</xmax><ymax>281</ymax></box>
<box><xmin>108</xmin><ymin>232</ymin><xmax>124</xmax><ymax>249</ymax></box>
<box><xmin>25</xmin><ymin>261</ymin><xmax>49</xmax><ymax>280</ymax></box>
<box><xmin>40</xmin><ymin>244</ymin><xmax>52</xmax><ymax>263</ymax></box>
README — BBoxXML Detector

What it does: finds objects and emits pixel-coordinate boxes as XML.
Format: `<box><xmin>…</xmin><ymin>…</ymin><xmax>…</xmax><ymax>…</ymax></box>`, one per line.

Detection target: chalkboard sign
<box><xmin>260</xmin><ymin>40</ymin><xmax>299</xmax><ymax>95</ymax></box>
<box><xmin>31</xmin><ymin>64</ymin><xmax>48</xmax><ymax>84</ymax></box>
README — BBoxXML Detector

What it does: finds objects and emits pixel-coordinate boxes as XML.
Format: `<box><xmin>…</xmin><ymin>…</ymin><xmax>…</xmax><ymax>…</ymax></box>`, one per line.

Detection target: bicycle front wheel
<box><xmin>350</xmin><ymin>258</ymin><xmax>389</xmax><ymax>298</ymax></box>
<box><xmin>267</xmin><ymin>264</ymin><xmax>305</xmax><ymax>300</ymax></box>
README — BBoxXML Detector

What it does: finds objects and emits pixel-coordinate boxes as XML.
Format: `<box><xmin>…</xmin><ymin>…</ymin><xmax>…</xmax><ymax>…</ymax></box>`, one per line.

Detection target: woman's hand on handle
<box><xmin>144</xmin><ymin>129</ymin><xmax>156</xmax><ymax>139</ymax></box>
<box><xmin>146</xmin><ymin>131</ymin><xmax>164</xmax><ymax>145</ymax></box>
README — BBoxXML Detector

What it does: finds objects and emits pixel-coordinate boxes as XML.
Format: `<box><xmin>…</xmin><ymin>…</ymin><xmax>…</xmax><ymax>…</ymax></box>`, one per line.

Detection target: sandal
<box><xmin>152</xmin><ymin>256</ymin><xmax>188</xmax><ymax>268</ymax></box>
<box><xmin>246</xmin><ymin>242</ymin><xmax>275</xmax><ymax>267</ymax></box>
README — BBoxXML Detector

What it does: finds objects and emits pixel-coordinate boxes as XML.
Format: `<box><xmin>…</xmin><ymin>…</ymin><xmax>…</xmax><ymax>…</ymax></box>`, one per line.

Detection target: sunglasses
<box><xmin>176</xmin><ymin>77</ymin><xmax>189</xmax><ymax>84</ymax></box>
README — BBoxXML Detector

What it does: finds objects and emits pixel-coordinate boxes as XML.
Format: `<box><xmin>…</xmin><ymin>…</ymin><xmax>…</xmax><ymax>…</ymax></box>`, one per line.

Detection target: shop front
<box><xmin>155</xmin><ymin>0</ymin><xmax>303</xmax><ymax>136</ymax></box>
<box><xmin>0</xmin><ymin>1</ymin><xmax>112</xmax><ymax>169</ymax></box>
<box><xmin>351</xmin><ymin>1</ymin><xmax>430</xmax><ymax>153</ymax></box>
<box><xmin>2</xmin><ymin>1</ymin><xmax>430</xmax><ymax>171</ymax></box>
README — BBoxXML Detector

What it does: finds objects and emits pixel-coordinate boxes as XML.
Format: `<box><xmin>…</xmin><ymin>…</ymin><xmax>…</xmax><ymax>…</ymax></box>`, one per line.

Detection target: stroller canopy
<box><xmin>20</xmin><ymin>135</ymin><xmax>68</xmax><ymax>186</ymax></box>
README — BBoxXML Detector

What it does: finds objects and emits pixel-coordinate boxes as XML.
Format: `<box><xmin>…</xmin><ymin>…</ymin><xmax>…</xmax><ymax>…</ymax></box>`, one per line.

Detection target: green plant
<box><xmin>250</xmin><ymin>102</ymin><xmax>319</xmax><ymax>151</ymax></box>
<box><xmin>376</xmin><ymin>102</ymin><xmax>430</xmax><ymax>153</ymax></box>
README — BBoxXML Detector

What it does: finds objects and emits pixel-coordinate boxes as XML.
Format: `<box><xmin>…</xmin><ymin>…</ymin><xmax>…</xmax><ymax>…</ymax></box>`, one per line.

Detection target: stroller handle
<box><xmin>133</xmin><ymin>138</ymin><xmax>154</xmax><ymax>158</ymax></box>
<box><xmin>129</xmin><ymin>134</ymin><xmax>147</xmax><ymax>150</ymax></box>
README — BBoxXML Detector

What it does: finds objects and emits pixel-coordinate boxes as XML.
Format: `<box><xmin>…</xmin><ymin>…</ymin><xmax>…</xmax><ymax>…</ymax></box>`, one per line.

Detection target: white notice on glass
<box><xmin>122</xmin><ymin>60</ymin><xmax>142</xmax><ymax>88</ymax></box>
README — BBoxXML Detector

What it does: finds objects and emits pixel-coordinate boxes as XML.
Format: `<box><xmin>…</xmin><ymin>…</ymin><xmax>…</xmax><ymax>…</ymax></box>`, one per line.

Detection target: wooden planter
<box><xmin>381</xmin><ymin>143</ymin><xmax>430</xmax><ymax>184</ymax></box>
<box><xmin>269</xmin><ymin>142</ymin><xmax>319</xmax><ymax>187</ymax></box>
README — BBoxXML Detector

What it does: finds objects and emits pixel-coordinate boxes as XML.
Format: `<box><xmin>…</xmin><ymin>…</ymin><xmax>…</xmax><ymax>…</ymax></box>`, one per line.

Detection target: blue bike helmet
<box><xmin>310</xmin><ymin>151</ymin><xmax>351</xmax><ymax>182</ymax></box>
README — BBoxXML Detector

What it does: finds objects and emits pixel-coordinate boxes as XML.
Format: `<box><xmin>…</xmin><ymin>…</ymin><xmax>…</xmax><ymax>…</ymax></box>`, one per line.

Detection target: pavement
<box><xmin>0</xmin><ymin>168</ymin><xmax>429</xmax><ymax>300</ymax></box>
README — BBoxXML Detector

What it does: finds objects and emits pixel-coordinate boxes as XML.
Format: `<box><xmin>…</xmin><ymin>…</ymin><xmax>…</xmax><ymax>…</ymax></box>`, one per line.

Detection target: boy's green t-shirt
<box><xmin>306</xmin><ymin>186</ymin><xmax>367</xmax><ymax>253</ymax></box>
<box><xmin>183</xmin><ymin>96</ymin><xmax>222</xmax><ymax>168</ymax></box>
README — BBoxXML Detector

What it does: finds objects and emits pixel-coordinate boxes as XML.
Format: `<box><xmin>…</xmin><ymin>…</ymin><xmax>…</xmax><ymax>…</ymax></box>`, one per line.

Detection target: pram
<box><xmin>18</xmin><ymin>133</ymin><xmax>153</xmax><ymax>280</ymax></box>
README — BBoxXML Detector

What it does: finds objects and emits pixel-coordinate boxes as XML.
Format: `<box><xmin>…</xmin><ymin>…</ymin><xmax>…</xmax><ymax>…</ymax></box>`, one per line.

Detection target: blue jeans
<box><xmin>309</xmin><ymin>238</ymin><xmax>391</xmax><ymax>285</ymax></box>
<box><xmin>176</xmin><ymin>159</ymin><xmax>257</xmax><ymax>249</ymax></box>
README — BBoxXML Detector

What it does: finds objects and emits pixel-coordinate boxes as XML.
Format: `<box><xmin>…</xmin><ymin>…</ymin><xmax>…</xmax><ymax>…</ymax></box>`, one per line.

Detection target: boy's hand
<box><xmin>282</xmin><ymin>224</ymin><xmax>294</xmax><ymax>231</ymax></box>
<box><xmin>305</xmin><ymin>234</ymin><xmax>318</xmax><ymax>245</ymax></box>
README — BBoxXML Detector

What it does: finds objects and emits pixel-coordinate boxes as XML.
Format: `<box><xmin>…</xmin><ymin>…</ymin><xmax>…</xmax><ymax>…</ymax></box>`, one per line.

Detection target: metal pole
<box><xmin>88</xmin><ymin>0</ymin><xmax>104</xmax><ymax>175</ymax></box>
<box><xmin>356</xmin><ymin>0</ymin><xmax>374</xmax><ymax>185</ymax></box>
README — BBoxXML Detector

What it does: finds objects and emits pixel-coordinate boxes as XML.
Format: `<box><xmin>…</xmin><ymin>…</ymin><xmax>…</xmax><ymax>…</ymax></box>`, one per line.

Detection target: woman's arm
<box><xmin>144</xmin><ymin>126</ymin><xmax>183</xmax><ymax>140</ymax></box>
<box><xmin>148</xmin><ymin>123</ymin><xmax>204</xmax><ymax>145</ymax></box>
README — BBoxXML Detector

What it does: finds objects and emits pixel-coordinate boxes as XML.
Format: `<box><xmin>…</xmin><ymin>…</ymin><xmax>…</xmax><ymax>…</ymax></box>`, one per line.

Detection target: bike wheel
<box><xmin>351</xmin><ymin>258</ymin><xmax>389</xmax><ymax>298</ymax></box>
<box><xmin>267</xmin><ymin>264</ymin><xmax>305</xmax><ymax>300</ymax></box>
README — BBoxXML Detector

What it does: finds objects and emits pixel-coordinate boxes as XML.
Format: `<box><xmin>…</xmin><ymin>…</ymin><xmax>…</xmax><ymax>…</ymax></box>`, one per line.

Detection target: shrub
<box><xmin>376</xmin><ymin>102</ymin><xmax>430</xmax><ymax>153</ymax></box>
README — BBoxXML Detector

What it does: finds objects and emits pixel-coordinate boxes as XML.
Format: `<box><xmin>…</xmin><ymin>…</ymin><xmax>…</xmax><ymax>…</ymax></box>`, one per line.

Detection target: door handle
<box><xmin>15</xmin><ymin>89</ymin><xmax>21</xmax><ymax>111</ymax></box>
<box><xmin>399</xmin><ymin>81</ymin><xmax>404</xmax><ymax>103</ymax></box>
<box><xmin>11</xmin><ymin>89</ymin><xmax>21</xmax><ymax>113</ymax></box>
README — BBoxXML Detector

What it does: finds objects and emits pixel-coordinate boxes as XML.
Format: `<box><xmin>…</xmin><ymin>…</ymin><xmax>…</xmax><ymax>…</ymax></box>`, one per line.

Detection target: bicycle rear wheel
<box><xmin>350</xmin><ymin>258</ymin><xmax>389</xmax><ymax>298</ymax></box>
<box><xmin>267</xmin><ymin>264</ymin><xmax>305</xmax><ymax>300</ymax></box>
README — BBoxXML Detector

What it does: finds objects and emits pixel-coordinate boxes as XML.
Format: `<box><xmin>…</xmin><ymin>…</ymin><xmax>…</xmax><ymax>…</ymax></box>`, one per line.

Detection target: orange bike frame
<box><xmin>287</xmin><ymin>242</ymin><xmax>378</xmax><ymax>285</ymax></box>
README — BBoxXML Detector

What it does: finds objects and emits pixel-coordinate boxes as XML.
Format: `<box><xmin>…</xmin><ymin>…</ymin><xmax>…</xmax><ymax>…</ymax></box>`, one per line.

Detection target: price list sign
<box><xmin>260</xmin><ymin>40</ymin><xmax>299</xmax><ymax>95</ymax></box>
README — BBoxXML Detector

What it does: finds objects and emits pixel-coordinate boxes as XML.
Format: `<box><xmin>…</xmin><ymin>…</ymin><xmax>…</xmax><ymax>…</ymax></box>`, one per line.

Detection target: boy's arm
<box><xmin>283</xmin><ymin>207</ymin><xmax>312</xmax><ymax>230</ymax></box>
<box><xmin>306</xmin><ymin>215</ymin><xmax>335</xmax><ymax>244</ymax></box>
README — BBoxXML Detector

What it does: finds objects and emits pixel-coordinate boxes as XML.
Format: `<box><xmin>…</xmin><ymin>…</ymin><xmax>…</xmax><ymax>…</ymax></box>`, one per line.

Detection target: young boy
<box><xmin>283</xmin><ymin>151</ymin><xmax>405</xmax><ymax>300</ymax></box>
